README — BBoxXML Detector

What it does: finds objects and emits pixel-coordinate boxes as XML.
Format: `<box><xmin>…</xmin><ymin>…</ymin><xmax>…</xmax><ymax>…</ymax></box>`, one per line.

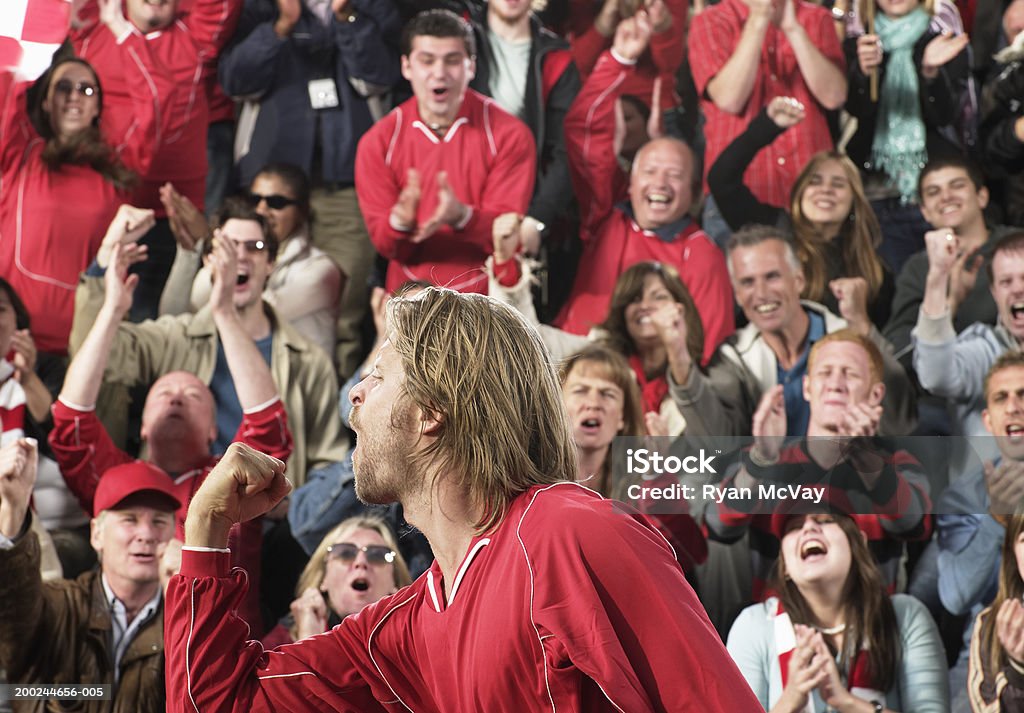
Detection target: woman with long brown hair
<box><xmin>969</xmin><ymin>512</ymin><xmax>1024</xmax><ymax>712</ymax></box>
<box><xmin>491</xmin><ymin>256</ymin><xmax>710</xmax><ymax>437</ymax></box>
<box><xmin>708</xmin><ymin>96</ymin><xmax>895</xmax><ymax>327</ymax></box>
<box><xmin>727</xmin><ymin>512</ymin><xmax>948</xmax><ymax>712</ymax></box>
<box><xmin>0</xmin><ymin>0</ymin><xmax>168</xmax><ymax>361</ymax></box>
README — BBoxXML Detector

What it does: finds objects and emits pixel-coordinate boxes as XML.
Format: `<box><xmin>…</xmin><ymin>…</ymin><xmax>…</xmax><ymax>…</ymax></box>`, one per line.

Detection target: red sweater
<box><xmin>165</xmin><ymin>482</ymin><xmax>763</xmax><ymax>712</ymax></box>
<box><xmin>355</xmin><ymin>90</ymin><xmax>536</xmax><ymax>294</ymax></box>
<box><xmin>557</xmin><ymin>52</ymin><xmax>735</xmax><ymax>363</ymax></box>
<box><xmin>71</xmin><ymin>0</ymin><xmax>241</xmax><ymax>214</ymax></box>
<box><xmin>0</xmin><ymin>40</ymin><xmax>166</xmax><ymax>354</ymax></box>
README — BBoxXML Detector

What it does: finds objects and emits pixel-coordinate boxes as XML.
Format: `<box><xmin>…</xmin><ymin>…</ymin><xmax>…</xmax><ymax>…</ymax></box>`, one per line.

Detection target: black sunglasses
<box><xmin>326</xmin><ymin>543</ymin><xmax>396</xmax><ymax>565</ymax></box>
<box><xmin>247</xmin><ymin>192</ymin><xmax>298</xmax><ymax>210</ymax></box>
<box><xmin>54</xmin><ymin>79</ymin><xmax>97</xmax><ymax>98</ymax></box>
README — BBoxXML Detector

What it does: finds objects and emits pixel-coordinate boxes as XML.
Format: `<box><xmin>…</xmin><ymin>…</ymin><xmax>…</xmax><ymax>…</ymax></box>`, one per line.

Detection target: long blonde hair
<box><xmin>789</xmin><ymin>152</ymin><xmax>886</xmax><ymax>303</ymax></box>
<box><xmin>387</xmin><ymin>288</ymin><xmax>577</xmax><ymax>532</ymax></box>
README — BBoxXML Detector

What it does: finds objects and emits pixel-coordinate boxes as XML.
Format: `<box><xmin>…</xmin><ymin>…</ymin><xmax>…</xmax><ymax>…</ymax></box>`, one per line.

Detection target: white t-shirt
<box><xmin>486</xmin><ymin>29</ymin><xmax>531</xmax><ymax>120</ymax></box>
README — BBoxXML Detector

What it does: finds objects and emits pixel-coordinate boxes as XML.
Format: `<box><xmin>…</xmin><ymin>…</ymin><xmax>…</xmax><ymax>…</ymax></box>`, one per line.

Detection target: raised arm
<box><xmin>206</xmin><ymin>235</ymin><xmax>278</xmax><ymax>410</ymax></box>
<box><xmin>564</xmin><ymin>16</ymin><xmax>649</xmax><ymax>237</ymax></box>
<box><xmin>165</xmin><ymin>443</ymin><xmax>388</xmax><ymax>713</ymax></box>
<box><xmin>912</xmin><ymin>230</ymin><xmax>993</xmax><ymax>403</ymax></box>
<box><xmin>333</xmin><ymin>0</ymin><xmax>402</xmax><ymax>89</ymax></box>
<box><xmin>82</xmin><ymin>0</ymin><xmax>174</xmax><ymax>175</ymax></box>
<box><xmin>693</xmin><ymin>0</ymin><xmax>770</xmax><ymax>115</ymax></box>
<box><xmin>0</xmin><ymin>440</ymin><xmax>47</xmax><ymax>680</ymax></box>
<box><xmin>218</xmin><ymin>0</ymin><xmax>297</xmax><ymax>98</ymax></box>
<box><xmin>778</xmin><ymin>0</ymin><xmax>846</xmax><ymax>111</ymax></box>
<box><xmin>61</xmin><ymin>207</ymin><xmax>155</xmax><ymax>410</ymax></box>
<box><xmin>708</xmin><ymin>100</ymin><xmax>798</xmax><ymax>232</ymax></box>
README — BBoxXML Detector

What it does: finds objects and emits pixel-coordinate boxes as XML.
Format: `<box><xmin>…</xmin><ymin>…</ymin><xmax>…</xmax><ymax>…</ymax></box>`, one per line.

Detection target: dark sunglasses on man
<box><xmin>326</xmin><ymin>543</ymin><xmax>397</xmax><ymax>566</ymax></box>
<box><xmin>54</xmin><ymin>79</ymin><xmax>98</xmax><ymax>98</ymax></box>
<box><xmin>247</xmin><ymin>192</ymin><xmax>298</xmax><ymax>210</ymax></box>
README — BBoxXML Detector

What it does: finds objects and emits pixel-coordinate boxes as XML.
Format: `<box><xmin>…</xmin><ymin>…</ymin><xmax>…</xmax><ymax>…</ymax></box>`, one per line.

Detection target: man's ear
<box><xmin>401</xmin><ymin>55</ymin><xmax>412</xmax><ymax>82</ymax></box>
<box><xmin>868</xmin><ymin>382</ymin><xmax>885</xmax><ymax>406</ymax></box>
<box><xmin>90</xmin><ymin>515</ymin><xmax>104</xmax><ymax>554</ymax></box>
<box><xmin>419</xmin><ymin>408</ymin><xmax>445</xmax><ymax>437</ymax></box>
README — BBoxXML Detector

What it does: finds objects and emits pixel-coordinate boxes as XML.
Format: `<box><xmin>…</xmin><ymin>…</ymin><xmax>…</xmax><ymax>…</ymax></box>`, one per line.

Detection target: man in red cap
<box><xmin>0</xmin><ymin>438</ymin><xmax>178</xmax><ymax>713</ymax></box>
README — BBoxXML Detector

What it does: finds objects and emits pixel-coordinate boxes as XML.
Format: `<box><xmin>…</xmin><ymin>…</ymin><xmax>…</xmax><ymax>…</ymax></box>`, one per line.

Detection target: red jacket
<box><xmin>0</xmin><ymin>41</ymin><xmax>166</xmax><ymax>354</ymax></box>
<box><xmin>557</xmin><ymin>52</ymin><xmax>735</xmax><ymax>364</ymax></box>
<box><xmin>49</xmin><ymin>397</ymin><xmax>293</xmax><ymax>631</ymax></box>
<box><xmin>165</xmin><ymin>482</ymin><xmax>763</xmax><ymax>712</ymax></box>
<box><xmin>70</xmin><ymin>0</ymin><xmax>242</xmax><ymax>214</ymax></box>
<box><xmin>566</xmin><ymin>0</ymin><xmax>688</xmax><ymax>109</ymax></box>
<box><xmin>355</xmin><ymin>90</ymin><xmax>536</xmax><ymax>294</ymax></box>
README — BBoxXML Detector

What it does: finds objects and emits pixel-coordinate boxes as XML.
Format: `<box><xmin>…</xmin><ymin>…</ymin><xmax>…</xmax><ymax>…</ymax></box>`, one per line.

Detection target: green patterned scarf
<box><xmin>868</xmin><ymin>7</ymin><xmax>931</xmax><ymax>203</ymax></box>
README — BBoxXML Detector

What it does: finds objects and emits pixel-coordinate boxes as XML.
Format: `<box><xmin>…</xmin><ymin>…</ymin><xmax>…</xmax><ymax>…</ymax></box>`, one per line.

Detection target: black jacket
<box><xmin>469</xmin><ymin>11</ymin><xmax>581</xmax><ymax>227</ymax></box>
<box><xmin>843</xmin><ymin>29</ymin><xmax>970</xmax><ymax>173</ymax></box>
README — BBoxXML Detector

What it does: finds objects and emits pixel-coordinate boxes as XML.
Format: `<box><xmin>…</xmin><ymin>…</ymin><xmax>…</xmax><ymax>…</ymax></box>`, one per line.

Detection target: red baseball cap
<box><xmin>93</xmin><ymin>461</ymin><xmax>181</xmax><ymax>517</ymax></box>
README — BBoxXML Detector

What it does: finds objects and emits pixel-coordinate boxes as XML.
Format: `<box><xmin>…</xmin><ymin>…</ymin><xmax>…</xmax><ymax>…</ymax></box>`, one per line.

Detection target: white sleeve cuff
<box><xmin>183</xmin><ymin>545</ymin><xmax>231</xmax><ymax>554</ymax></box>
<box><xmin>389</xmin><ymin>214</ymin><xmax>414</xmax><ymax>232</ymax></box>
<box><xmin>455</xmin><ymin>206</ymin><xmax>474</xmax><ymax>231</ymax></box>
<box><xmin>242</xmin><ymin>396</ymin><xmax>281</xmax><ymax>415</ymax></box>
<box><xmin>57</xmin><ymin>396</ymin><xmax>96</xmax><ymax>413</ymax></box>
<box><xmin>610</xmin><ymin>48</ymin><xmax>638</xmax><ymax>66</ymax></box>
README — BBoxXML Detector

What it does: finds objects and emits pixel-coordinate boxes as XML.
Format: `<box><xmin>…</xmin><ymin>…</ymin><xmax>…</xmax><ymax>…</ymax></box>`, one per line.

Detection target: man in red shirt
<box><xmin>70</xmin><ymin>0</ymin><xmax>242</xmax><ymax>319</ymax></box>
<box><xmin>689</xmin><ymin>0</ymin><xmax>846</xmax><ymax>242</ymax></box>
<box><xmin>163</xmin><ymin>287</ymin><xmax>764</xmax><ymax>712</ymax></box>
<box><xmin>556</xmin><ymin>11</ymin><xmax>734</xmax><ymax>364</ymax></box>
<box><xmin>355</xmin><ymin>10</ymin><xmax>537</xmax><ymax>294</ymax></box>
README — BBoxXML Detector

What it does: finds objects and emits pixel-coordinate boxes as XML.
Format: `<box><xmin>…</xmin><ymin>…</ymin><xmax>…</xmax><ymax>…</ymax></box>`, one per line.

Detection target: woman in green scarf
<box><xmin>842</xmin><ymin>0</ymin><xmax>971</xmax><ymax>274</ymax></box>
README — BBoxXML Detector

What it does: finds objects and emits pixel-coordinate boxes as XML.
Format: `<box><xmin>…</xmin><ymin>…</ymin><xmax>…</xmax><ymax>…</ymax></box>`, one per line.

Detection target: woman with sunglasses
<box><xmin>163</xmin><ymin>163</ymin><xmax>344</xmax><ymax>364</ymax></box>
<box><xmin>263</xmin><ymin>515</ymin><xmax>413</xmax><ymax>645</ymax></box>
<box><xmin>727</xmin><ymin>511</ymin><xmax>948</xmax><ymax>713</ymax></box>
<box><xmin>0</xmin><ymin>0</ymin><xmax>169</xmax><ymax>365</ymax></box>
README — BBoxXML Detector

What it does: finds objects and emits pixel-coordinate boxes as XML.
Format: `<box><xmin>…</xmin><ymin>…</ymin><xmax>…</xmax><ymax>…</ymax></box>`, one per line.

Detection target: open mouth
<box><xmin>579</xmin><ymin>417</ymin><xmax>603</xmax><ymax>434</ymax></box>
<box><xmin>800</xmin><ymin>540</ymin><xmax>827</xmax><ymax>560</ymax></box>
<box><xmin>646</xmin><ymin>193</ymin><xmax>671</xmax><ymax>206</ymax></box>
<box><xmin>1008</xmin><ymin>425</ymin><xmax>1024</xmax><ymax>441</ymax></box>
<box><xmin>431</xmin><ymin>87</ymin><xmax>449</xmax><ymax>101</ymax></box>
<box><xmin>131</xmin><ymin>552</ymin><xmax>156</xmax><ymax>563</ymax></box>
<box><xmin>755</xmin><ymin>302</ymin><xmax>780</xmax><ymax>315</ymax></box>
<box><xmin>236</xmin><ymin>274</ymin><xmax>250</xmax><ymax>286</ymax></box>
<box><xmin>351</xmin><ymin>578</ymin><xmax>370</xmax><ymax>592</ymax></box>
<box><xmin>1010</xmin><ymin>302</ymin><xmax>1024</xmax><ymax>320</ymax></box>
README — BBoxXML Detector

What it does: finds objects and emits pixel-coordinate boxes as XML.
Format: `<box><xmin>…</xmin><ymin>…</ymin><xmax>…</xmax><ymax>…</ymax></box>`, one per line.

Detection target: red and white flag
<box><xmin>0</xmin><ymin>0</ymin><xmax>70</xmax><ymax>80</ymax></box>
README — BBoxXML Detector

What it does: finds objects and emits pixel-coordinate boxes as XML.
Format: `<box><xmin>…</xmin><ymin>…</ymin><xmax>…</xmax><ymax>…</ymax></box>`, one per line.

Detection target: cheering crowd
<box><xmin>2</xmin><ymin>0</ymin><xmax>1024</xmax><ymax>710</ymax></box>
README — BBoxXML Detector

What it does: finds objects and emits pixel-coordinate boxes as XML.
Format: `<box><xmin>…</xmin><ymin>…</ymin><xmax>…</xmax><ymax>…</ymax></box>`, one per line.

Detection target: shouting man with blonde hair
<box><xmin>164</xmin><ymin>287</ymin><xmax>761</xmax><ymax>712</ymax></box>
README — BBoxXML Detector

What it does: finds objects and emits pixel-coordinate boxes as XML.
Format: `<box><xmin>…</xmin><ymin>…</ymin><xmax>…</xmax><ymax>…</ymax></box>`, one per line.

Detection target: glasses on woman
<box><xmin>247</xmin><ymin>192</ymin><xmax>298</xmax><ymax>210</ymax></box>
<box><xmin>327</xmin><ymin>543</ymin><xmax>396</xmax><ymax>565</ymax></box>
<box><xmin>54</xmin><ymin>79</ymin><xmax>97</xmax><ymax>98</ymax></box>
